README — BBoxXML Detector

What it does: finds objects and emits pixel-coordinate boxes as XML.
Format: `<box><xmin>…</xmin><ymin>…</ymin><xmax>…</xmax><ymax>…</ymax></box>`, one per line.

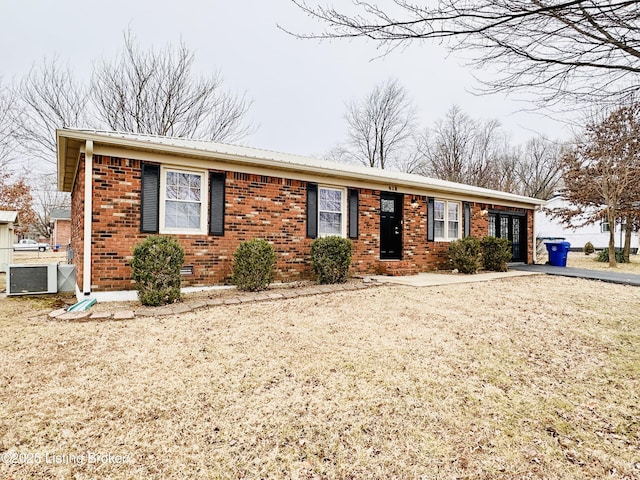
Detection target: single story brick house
<box><xmin>50</xmin><ymin>207</ymin><xmax>71</xmax><ymax>250</ymax></box>
<box><xmin>56</xmin><ymin>129</ymin><xmax>544</xmax><ymax>300</ymax></box>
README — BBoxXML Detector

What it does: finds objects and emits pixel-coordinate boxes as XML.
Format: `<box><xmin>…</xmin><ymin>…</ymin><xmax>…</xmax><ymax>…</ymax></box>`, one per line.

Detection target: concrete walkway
<box><xmin>509</xmin><ymin>264</ymin><xmax>640</xmax><ymax>286</ymax></box>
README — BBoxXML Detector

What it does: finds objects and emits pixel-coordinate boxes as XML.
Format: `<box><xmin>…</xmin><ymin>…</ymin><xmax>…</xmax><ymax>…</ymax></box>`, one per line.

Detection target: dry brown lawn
<box><xmin>567</xmin><ymin>253</ymin><xmax>640</xmax><ymax>274</ymax></box>
<box><xmin>1</xmin><ymin>275</ymin><xmax>639</xmax><ymax>479</ymax></box>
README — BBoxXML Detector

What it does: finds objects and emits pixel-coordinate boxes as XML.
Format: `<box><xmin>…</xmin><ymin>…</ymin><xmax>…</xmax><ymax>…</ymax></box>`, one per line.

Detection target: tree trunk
<box><xmin>608</xmin><ymin>209</ymin><xmax>617</xmax><ymax>268</ymax></box>
<box><xmin>623</xmin><ymin>216</ymin><xmax>632</xmax><ymax>263</ymax></box>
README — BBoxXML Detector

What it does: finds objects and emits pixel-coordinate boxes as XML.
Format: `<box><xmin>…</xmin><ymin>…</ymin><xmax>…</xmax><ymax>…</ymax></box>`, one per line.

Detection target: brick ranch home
<box><xmin>56</xmin><ymin>129</ymin><xmax>544</xmax><ymax>301</ymax></box>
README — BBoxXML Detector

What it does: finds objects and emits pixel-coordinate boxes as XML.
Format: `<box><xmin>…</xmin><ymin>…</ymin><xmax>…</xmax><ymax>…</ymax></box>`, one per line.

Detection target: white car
<box><xmin>13</xmin><ymin>239</ymin><xmax>51</xmax><ymax>252</ymax></box>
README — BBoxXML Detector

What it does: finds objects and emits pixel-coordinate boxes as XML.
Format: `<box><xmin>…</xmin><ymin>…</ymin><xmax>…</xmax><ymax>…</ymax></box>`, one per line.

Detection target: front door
<box><xmin>489</xmin><ymin>212</ymin><xmax>527</xmax><ymax>262</ymax></box>
<box><xmin>380</xmin><ymin>193</ymin><xmax>403</xmax><ymax>260</ymax></box>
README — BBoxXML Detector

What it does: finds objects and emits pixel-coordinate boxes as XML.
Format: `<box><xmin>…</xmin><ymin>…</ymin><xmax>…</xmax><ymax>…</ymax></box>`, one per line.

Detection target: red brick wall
<box><xmin>86</xmin><ymin>157</ymin><xmax>318</xmax><ymax>291</ymax></box>
<box><xmin>72</xmin><ymin>155</ymin><xmax>535</xmax><ymax>291</ymax></box>
<box><xmin>350</xmin><ymin>189</ymin><xmax>379</xmax><ymax>273</ymax></box>
<box><xmin>70</xmin><ymin>156</ymin><xmax>85</xmax><ymax>291</ymax></box>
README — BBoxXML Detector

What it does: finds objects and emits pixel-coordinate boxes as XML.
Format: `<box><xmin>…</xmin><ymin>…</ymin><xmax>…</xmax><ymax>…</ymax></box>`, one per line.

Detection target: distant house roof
<box><xmin>50</xmin><ymin>208</ymin><xmax>71</xmax><ymax>220</ymax></box>
<box><xmin>0</xmin><ymin>210</ymin><xmax>19</xmax><ymax>224</ymax></box>
<box><xmin>57</xmin><ymin>128</ymin><xmax>545</xmax><ymax>208</ymax></box>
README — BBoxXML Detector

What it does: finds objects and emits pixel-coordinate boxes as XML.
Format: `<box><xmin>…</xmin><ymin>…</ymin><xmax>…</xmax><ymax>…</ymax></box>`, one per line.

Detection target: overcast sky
<box><xmin>1</xmin><ymin>0</ymin><xmax>573</xmax><ymax>159</ymax></box>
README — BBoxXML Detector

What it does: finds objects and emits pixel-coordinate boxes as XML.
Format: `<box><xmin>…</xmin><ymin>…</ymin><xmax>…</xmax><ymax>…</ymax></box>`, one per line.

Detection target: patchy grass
<box><xmin>567</xmin><ymin>253</ymin><xmax>640</xmax><ymax>274</ymax></box>
<box><xmin>0</xmin><ymin>276</ymin><xmax>639</xmax><ymax>479</ymax></box>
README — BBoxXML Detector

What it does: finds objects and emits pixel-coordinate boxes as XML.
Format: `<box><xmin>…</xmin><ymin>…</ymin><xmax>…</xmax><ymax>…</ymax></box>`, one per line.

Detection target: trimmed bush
<box><xmin>583</xmin><ymin>241</ymin><xmax>595</xmax><ymax>255</ymax></box>
<box><xmin>595</xmin><ymin>249</ymin><xmax>627</xmax><ymax>263</ymax></box>
<box><xmin>448</xmin><ymin>237</ymin><xmax>481</xmax><ymax>274</ymax></box>
<box><xmin>131</xmin><ymin>235</ymin><xmax>185</xmax><ymax>306</ymax></box>
<box><xmin>311</xmin><ymin>236</ymin><xmax>352</xmax><ymax>284</ymax></box>
<box><xmin>232</xmin><ymin>238</ymin><xmax>277</xmax><ymax>291</ymax></box>
<box><xmin>480</xmin><ymin>236</ymin><xmax>512</xmax><ymax>272</ymax></box>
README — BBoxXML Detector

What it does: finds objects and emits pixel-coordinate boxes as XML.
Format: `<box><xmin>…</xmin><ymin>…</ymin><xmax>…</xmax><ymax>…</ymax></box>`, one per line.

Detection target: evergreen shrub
<box><xmin>310</xmin><ymin>236</ymin><xmax>352</xmax><ymax>284</ymax></box>
<box><xmin>595</xmin><ymin>249</ymin><xmax>627</xmax><ymax>263</ymax></box>
<box><xmin>480</xmin><ymin>236</ymin><xmax>512</xmax><ymax>272</ymax></box>
<box><xmin>131</xmin><ymin>235</ymin><xmax>185</xmax><ymax>306</ymax></box>
<box><xmin>448</xmin><ymin>237</ymin><xmax>481</xmax><ymax>274</ymax></box>
<box><xmin>583</xmin><ymin>242</ymin><xmax>595</xmax><ymax>255</ymax></box>
<box><xmin>232</xmin><ymin>238</ymin><xmax>277</xmax><ymax>291</ymax></box>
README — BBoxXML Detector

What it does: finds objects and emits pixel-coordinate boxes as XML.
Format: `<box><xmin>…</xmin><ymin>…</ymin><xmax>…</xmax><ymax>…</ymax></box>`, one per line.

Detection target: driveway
<box><xmin>510</xmin><ymin>263</ymin><xmax>640</xmax><ymax>286</ymax></box>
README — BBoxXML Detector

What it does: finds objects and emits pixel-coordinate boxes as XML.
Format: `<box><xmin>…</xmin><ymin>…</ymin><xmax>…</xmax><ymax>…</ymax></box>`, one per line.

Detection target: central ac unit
<box><xmin>6</xmin><ymin>264</ymin><xmax>58</xmax><ymax>295</ymax></box>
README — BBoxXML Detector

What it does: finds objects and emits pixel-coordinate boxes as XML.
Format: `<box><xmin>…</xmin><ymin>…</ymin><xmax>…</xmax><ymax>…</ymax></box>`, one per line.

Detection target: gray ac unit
<box><xmin>57</xmin><ymin>264</ymin><xmax>76</xmax><ymax>293</ymax></box>
<box><xmin>6</xmin><ymin>264</ymin><xmax>58</xmax><ymax>295</ymax></box>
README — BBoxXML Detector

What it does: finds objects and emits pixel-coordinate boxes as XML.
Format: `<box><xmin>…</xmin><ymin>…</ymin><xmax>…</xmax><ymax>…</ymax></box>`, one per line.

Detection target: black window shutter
<box><xmin>427</xmin><ymin>197</ymin><xmax>434</xmax><ymax>242</ymax></box>
<box><xmin>209</xmin><ymin>172</ymin><xmax>225</xmax><ymax>236</ymax></box>
<box><xmin>306</xmin><ymin>183</ymin><xmax>318</xmax><ymax>239</ymax></box>
<box><xmin>141</xmin><ymin>163</ymin><xmax>160</xmax><ymax>233</ymax></box>
<box><xmin>348</xmin><ymin>189</ymin><xmax>359</xmax><ymax>239</ymax></box>
<box><xmin>464</xmin><ymin>202</ymin><xmax>471</xmax><ymax>237</ymax></box>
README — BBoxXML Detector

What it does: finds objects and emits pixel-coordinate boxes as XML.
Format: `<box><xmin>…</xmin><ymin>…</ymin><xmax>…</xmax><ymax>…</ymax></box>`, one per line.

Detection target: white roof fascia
<box><xmin>56</xmin><ymin>128</ymin><xmax>545</xmax><ymax>207</ymax></box>
<box><xmin>0</xmin><ymin>211</ymin><xmax>19</xmax><ymax>223</ymax></box>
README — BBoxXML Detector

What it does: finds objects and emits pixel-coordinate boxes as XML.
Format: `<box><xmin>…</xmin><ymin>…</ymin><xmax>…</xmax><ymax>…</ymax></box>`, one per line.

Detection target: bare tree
<box><xmin>10</xmin><ymin>33</ymin><xmax>255</xmax><ymax>237</ymax></box>
<box><xmin>516</xmin><ymin>137</ymin><xmax>565</xmax><ymax>199</ymax></box>
<box><xmin>553</xmin><ymin>103</ymin><xmax>640</xmax><ymax>267</ymax></box>
<box><xmin>30</xmin><ymin>173</ymin><xmax>71</xmax><ymax>239</ymax></box>
<box><xmin>12</xmin><ymin>58</ymin><xmax>89</xmax><ymax>168</ymax></box>
<box><xmin>416</xmin><ymin>106</ymin><xmax>514</xmax><ymax>190</ymax></box>
<box><xmin>339</xmin><ymin>79</ymin><xmax>416</xmax><ymax>169</ymax></box>
<box><xmin>0</xmin><ymin>80</ymin><xmax>19</xmax><ymax>170</ymax></box>
<box><xmin>92</xmin><ymin>32</ymin><xmax>252</xmax><ymax>142</ymax></box>
<box><xmin>288</xmin><ymin>1</ymin><xmax>640</xmax><ymax>105</ymax></box>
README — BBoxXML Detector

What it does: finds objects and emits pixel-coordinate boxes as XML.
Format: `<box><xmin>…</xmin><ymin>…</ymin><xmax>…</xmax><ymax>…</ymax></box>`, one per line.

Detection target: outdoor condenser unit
<box><xmin>6</xmin><ymin>264</ymin><xmax>58</xmax><ymax>295</ymax></box>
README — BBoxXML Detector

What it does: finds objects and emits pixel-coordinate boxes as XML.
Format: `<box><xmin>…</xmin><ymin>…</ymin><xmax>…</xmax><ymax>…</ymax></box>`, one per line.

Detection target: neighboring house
<box><xmin>50</xmin><ymin>208</ymin><xmax>71</xmax><ymax>250</ymax></box>
<box><xmin>0</xmin><ymin>210</ymin><xmax>19</xmax><ymax>272</ymax></box>
<box><xmin>536</xmin><ymin>195</ymin><xmax>640</xmax><ymax>252</ymax></box>
<box><xmin>56</xmin><ymin>129</ymin><xmax>544</xmax><ymax>300</ymax></box>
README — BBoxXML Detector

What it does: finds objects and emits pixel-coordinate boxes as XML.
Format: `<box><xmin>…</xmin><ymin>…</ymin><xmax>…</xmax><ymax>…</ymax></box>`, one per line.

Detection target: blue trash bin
<box><xmin>546</xmin><ymin>241</ymin><xmax>571</xmax><ymax>267</ymax></box>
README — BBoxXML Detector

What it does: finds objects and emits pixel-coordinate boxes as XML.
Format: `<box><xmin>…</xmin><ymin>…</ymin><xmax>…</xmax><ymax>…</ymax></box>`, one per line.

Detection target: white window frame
<box><xmin>318</xmin><ymin>186</ymin><xmax>347</xmax><ymax>238</ymax></box>
<box><xmin>434</xmin><ymin>199</ymin><xmax>461</xmax><ymax>242</ymax></box>
<box><xmin>600</xmin><ymin>220</ymin><xmax>611</xmax><ymax>233</ymax></box>
<box><xmin>159</xmin><ymin>166</ymin><xmax>208</xmax><ymax>235</ymax></box>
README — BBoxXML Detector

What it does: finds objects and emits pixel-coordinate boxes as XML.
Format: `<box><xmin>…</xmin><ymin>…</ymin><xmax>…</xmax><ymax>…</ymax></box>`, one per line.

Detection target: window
<box><xmin>488</xmin><ymin>213</ymin><xmax>497</xmax><ymax>237</ymax></box>
<box><xmin>318</xmin><ymin>186</ymin><xmax>346</xmax><ymax>237</ymax></box>
<box><xmin>434</xmin><ymin>200</ymin><xmax>445</xmax><ymax>238</ymax></box>
<box><xmin>600</xmin><ymin>220</ymin><xmax>610</xmax><ymax>233</ymax></box>
<box><xmin>160</xmin><ymin>167</ymin><xmax>207</xmax><ymax>234</ymax></box>
<box><xmin>433</xmin><ymin>200</ymin><xmax>461</xmax><ymax>241</ymax></box>
<box><xmin>306</xmin><ymin>184</ymin><xmax>356</xmax><ymax>239</ymax></box>
<box><xmin>448</xmin><ymin>202</ymin><xmax>459</xmax><ymax>238</ymax></box>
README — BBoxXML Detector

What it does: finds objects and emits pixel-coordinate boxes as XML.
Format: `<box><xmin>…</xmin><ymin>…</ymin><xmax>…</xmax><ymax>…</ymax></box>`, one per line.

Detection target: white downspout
<box><xmin>83</xmin><ymin>140</ymin><xmax>93</xmax><ymax>296</ymax></box>
<box><xmin>533</xmin><ymin>205</ymin><xmax>539</xmax><ymax>265</ymax></box>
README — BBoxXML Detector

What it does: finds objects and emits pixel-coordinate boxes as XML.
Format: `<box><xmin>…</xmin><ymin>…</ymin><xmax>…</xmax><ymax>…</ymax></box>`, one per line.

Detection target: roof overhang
<box><xmin>56</xmin><ymin>128</ymin><xmax>545</xmax><ymax>208</ymax></box>
<box><xmin>0</xmin><ymin>210</ymin><xmax>19</xmax><ymax>225</ymax></box>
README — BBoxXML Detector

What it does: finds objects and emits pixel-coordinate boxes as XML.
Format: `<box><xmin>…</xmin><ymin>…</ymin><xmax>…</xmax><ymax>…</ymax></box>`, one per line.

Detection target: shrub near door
<box><xmin>480</xmin><ymin>236</ymin><xmax>512</xmax><ymax>272</ymax></box>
